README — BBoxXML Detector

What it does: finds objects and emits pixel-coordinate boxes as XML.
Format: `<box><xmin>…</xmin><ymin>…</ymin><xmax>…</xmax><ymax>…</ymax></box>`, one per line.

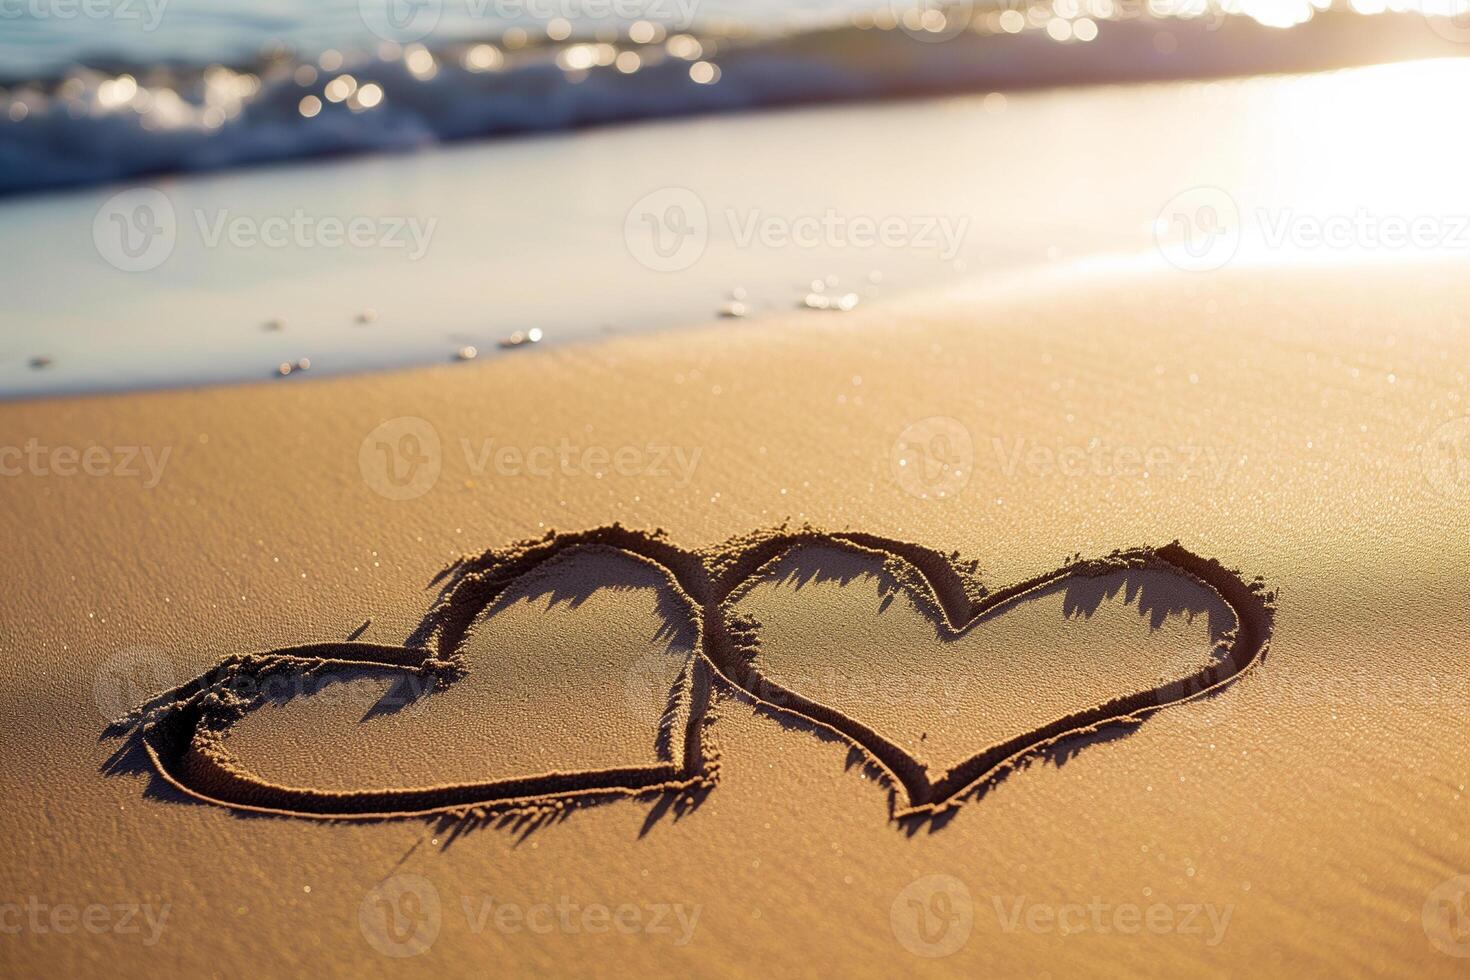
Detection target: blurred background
<box><xmin>3</xmin><ymin>0</ymin><xmax>1468</xmax><ymax>396</ymax></box>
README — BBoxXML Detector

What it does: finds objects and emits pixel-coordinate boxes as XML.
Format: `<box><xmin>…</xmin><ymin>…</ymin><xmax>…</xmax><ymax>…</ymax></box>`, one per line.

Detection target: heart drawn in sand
<box><xmin>105</xmin><ymin>525</ymin><xmax>1274</xmax><ymax>823</ymax></box>
<box><xmin>714</xmin><ymin>532</ymin><xmax>1275</xmax><ymax>817</ymax></box>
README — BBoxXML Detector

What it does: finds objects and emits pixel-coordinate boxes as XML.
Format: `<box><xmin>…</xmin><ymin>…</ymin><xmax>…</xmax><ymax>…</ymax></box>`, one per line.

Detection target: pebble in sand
<box><xmin>499</xmin><ymin>328</ymin><xmax>543</xmax><ymax>349</ymax></box>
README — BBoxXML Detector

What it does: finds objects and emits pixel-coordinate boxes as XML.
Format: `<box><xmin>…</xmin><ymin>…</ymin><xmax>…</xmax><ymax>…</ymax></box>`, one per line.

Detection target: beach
<box><xmin>8</xmin><ymin>56</ymin><xmax>1470</xmax><ymax>397</ymax></box>
<box><xmin>1</xmin><ymin>248</ymin><xmax>1467</xmax><ymax>974</ymax></box>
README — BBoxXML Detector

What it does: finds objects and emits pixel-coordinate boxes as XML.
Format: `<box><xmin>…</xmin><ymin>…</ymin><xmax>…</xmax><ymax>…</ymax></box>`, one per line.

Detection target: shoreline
<box><xmin>3</xmin><ymin>10</ymin><xmax>1468</xmax><ymax>195</ymax></box>
<box><xmin>7</xmin><ymin>56</ymin><xmax>1470</xmax><ymax>401</ymax></box>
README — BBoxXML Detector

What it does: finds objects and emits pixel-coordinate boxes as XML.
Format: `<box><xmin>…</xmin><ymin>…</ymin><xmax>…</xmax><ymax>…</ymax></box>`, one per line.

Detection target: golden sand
<box><xmin>1</xmin><ymin>257</ymin><xmax>1467</xmax><ymax>975</ymax></box>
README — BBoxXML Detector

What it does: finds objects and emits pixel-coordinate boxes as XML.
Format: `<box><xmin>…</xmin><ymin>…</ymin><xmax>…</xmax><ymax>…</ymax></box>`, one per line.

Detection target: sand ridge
<box><xmin>106</xmin><ymin>524</ymin><xmax>1275</xmax><ymax>825</ymax></box>
<box><xmin>713</xmin><ymin>530</ymin><xmax>1276</xmax><ymax>817</ymax></box>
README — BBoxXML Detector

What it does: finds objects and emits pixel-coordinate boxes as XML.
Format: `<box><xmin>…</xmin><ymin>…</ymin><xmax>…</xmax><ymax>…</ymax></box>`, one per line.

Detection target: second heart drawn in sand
<box><xmin>106</xmin><ymin>525</ymin><xmax>1275</xmax><ymax>825</ymax></box>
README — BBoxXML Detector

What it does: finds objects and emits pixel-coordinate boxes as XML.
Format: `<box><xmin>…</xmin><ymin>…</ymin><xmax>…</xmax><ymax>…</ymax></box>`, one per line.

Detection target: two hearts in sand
<box><xmin>110</xmin><ymin>526</ymin><xmax>1275</xmax><ymax>822</ymax></box>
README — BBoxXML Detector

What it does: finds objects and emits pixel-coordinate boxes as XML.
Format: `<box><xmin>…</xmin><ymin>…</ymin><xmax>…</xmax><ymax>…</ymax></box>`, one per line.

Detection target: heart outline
<box><xmin>110</xmin><ymin>533</ymin><xmax>720</xmax><ymax>820</ymax></box>
<box><xmin>106</xmin><ymin>525</ymin><xmax>1275</xmax><ymax>822</ymax></box>
<box><xmin>708</xmin><ymin>530</ymin><xmax>1275</xmax><ymax>818</ymax></box>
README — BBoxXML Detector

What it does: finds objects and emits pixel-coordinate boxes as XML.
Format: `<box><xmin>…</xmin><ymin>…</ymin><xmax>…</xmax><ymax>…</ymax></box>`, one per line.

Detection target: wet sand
<box><xmin>8</xmin><ymin>56</ymin><xmax>1470</xmax><ymax>398</ymax></box>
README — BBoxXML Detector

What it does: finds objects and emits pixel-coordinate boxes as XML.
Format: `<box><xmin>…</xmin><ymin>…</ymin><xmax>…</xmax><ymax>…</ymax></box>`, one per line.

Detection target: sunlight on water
<box><xmin>4</xmin><ymin>55</ymin><xmax>1467</xmax><ymax>396</ymax></box>
<box><xmin>3</xmin><ymin>0</ymin><xmax>1467</xmax><ymax>129</ymax></box>
<box><xmin>1245</xmin><ymin>58</ymin><xmax>1470</xmax><ymax>260</ymax></box>
<box><xmin>2</xmin><ymin>0</ymin><xmax>1467</xmax><ymax>195</ymax></box>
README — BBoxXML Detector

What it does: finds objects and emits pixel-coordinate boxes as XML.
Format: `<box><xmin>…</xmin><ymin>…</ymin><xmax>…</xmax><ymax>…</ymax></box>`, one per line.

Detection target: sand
<box><xmin>1</xmin><ymin>255</ymin><xmax>1467</xmax><ymax>976</ymax></box>
<box><xmin>11</xmin><ymin>56</ymin><xmax>1470</xmax><ymax>398</ymax></box>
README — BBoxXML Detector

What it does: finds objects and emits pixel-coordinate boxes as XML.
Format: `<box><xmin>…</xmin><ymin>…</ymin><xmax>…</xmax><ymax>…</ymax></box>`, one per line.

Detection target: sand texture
<box><xmin>1</xmin><ymin>257</ymin><xmax>1467</xmax><ymax>976</ymax></box>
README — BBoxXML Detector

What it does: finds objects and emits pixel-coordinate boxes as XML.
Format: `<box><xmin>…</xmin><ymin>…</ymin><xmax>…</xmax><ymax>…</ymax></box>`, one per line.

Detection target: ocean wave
<box><xmin>1</xmin><ymin>8</ymin><xmax>1464</xmax><ymax>196</ymax></box>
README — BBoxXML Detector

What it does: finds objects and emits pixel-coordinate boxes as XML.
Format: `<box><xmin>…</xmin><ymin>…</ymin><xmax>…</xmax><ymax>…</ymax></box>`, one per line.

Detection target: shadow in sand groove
<box><xmin>102</xmin><ymin>525</ymin><xmax>1274</xmax><ymax>832</ymax></box>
